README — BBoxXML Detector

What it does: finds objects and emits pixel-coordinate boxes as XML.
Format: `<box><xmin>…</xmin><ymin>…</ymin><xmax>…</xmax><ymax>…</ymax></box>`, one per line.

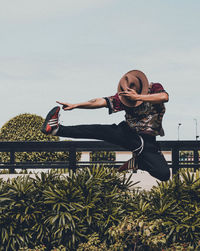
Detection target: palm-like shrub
<box><xmin>0</xmin><ymin>167</ymin><xmax>135</xmax><ymax>250</ymax></box>
<box><xmin>1</xmin><ymin>168</ymin><xmax>200</xmax><ymax>250</ymax></box>
<box><xmin>105</xmin><ymin>169</ymin><xmax>200</xmax><ymax>250</ymax></box>
<box><xmin>147</xmin><ymin>169</ymin><xmax>200</xmax><ymax>247</ymax></box>
<box><xmin>77</xmin><ymin>169</ymin><xmax>200</xmax><ymax>250</ymax></box>
<box><xmin>42</xmin><ymin>167</ymin><xmax>135</xmax><ymax>249</ymax></box>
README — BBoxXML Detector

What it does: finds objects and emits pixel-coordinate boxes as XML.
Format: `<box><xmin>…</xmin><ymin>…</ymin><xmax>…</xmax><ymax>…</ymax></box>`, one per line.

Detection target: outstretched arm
<box><xmin>119</xmin><ymin>88</ymin><xmax>169</xmax><ymax>104</ymax></box>
<box><xmin>56</xmin><ymin>98</ymin><xmax>107</xmax><ymax>111</ymax></box>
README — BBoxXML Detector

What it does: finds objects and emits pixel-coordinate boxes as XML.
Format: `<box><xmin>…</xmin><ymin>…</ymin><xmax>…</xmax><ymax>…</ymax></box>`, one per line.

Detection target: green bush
<box><xmin>147</xmin><ymin>169</ymin><xmax>200</xmax><ymax>247</ymax></box>
<box><xmin>77</xmin><ymin>169</ymin><xmax>200</xmax><ymax>250</ymax></box>
<box><xmin>1</xmin><ymin>168</ymin><xmax>200</xmax><ymax>250</ymax></box>
<box><xmin>0</xmin><ymin>113</ymin><xmax>58</xmax><ymax>143</ymax></box>
<box><xmin>89</xmin><ymin>151</ymin><xmax>116</xmax><ymax>168</ymax></box>
<box><xmin>0</xmin><ymin>113</ymin><xmax>80</xmax><ymax>165</ymax></box>
<box><xmin>19</xmin><ymin>244</ymin><xmax>66</xmax><ymax>251</ymax></box>
<box><xmin>0</xmin><ymin>167</ymin><xmax>135</xmax><ymax>250</ymax></box>
<box><xmin>90</xmin><ymin>151</ymin><xmax>116</xmax><ymax>162</ymax></box>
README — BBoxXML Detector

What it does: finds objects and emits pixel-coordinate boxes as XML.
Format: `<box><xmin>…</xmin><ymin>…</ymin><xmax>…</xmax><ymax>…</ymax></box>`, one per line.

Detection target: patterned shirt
<box><xmin>104</xmin><ymin>83</ymin><xmax>168</xmax><ymax>136</ymax></box>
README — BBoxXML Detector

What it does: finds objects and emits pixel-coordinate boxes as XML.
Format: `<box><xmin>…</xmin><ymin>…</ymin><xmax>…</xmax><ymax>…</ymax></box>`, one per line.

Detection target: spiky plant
<box><xmin>0</xmin><ymin>168</ymin><xmax>136</xmax><ymax>250</ymax></box>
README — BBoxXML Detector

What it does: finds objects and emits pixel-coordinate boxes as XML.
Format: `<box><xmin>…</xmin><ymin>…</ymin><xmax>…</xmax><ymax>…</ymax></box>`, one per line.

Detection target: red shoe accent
<box><xmin>46</xmin><ymin>124</ymin><xmax>52</xmax><ymax>133</ymax></box>
<box><xmin>118</xmin><ymin>162</ymin><xmax>129</xmax><ymax>172</ymax></box>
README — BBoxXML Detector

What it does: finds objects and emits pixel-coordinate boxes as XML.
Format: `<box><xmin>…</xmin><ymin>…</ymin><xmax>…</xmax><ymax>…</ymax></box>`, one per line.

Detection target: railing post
<box><xmin>172</xmin><ymin>147</ymin><xmax>179</xmax><ymax>175</ymax></box>
<box><xmin>194</xmin><ymin>149</ymin><xmax>199</xmax><ymax>171</ymax></box>
<box><xmin>9</xmin><ymin>150</ymin><xmax>15</xmax><ymax>174</ymax></box>
<box><xmin>68</xmin><ymin>147</ymin><xmax>77</xmax><ymax>172</ymax></box>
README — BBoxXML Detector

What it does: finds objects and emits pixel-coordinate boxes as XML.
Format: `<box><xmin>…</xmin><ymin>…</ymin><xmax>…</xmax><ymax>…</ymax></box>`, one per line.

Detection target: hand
<box><xmin>56</xmin><ymin>101</ymin><xmax>76</xmax><ymax>111</ymax></box>
<box><xmin>118</xmin><ymin>88</ymin><xmax>139</xmax><ymax>101</ymax></box>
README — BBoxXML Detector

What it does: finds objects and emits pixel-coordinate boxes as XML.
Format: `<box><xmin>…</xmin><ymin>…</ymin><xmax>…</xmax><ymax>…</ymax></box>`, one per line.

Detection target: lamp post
<box><xmin>194</xmin><ymin>119</ymin><xmax>199</xmax><ymax>141</ymax></box>
<box><xmin>178</xmin><ymin>123</ymin><xmax>182</xmax><ymax>141</ymax></box>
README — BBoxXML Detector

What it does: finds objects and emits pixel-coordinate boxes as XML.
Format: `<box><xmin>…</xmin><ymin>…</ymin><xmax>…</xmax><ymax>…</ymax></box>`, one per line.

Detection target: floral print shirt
<box><xmin>104</xmin><ymin>83</ymin><xmax>168</xmax><ymax>136</ymax></box>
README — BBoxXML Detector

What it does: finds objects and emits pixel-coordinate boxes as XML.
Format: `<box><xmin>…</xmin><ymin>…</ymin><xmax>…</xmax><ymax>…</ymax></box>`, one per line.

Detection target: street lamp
<box><xmin>194</xmin><ymin>119</ymin><xmax>199</xmax><ymax>141</ymax></box>
<box><xmin>178</xmin><ymin>123</ymin><xmax>182</xmax><ymax>141</ymax></box>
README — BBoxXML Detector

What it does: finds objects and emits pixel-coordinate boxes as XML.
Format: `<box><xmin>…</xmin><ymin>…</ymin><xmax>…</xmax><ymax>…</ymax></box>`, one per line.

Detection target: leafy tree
<box><xmin>0</xmin><ymin>113</ymin><xmax>80</xmax><ymax>168</ymax></box>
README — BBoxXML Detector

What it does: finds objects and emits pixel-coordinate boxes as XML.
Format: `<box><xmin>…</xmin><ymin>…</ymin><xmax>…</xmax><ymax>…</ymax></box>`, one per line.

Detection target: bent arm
<box><xmin>136</xmin><ymin>92</ymin><xmax>169</xmax><ymax>104</ymax></box>
<box><xmin>119</xmin><ymin>89</ymin><xmax>169</xmax><ymax>104</ymax></box>
<box><xmin>56</xmin><ymin>98</ymin><xmax>107</xmax><ymax>111</ymax></box>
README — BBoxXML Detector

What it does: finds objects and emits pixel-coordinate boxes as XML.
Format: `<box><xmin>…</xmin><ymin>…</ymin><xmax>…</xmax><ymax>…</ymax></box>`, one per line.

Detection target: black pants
<box><xmin>57</xmin><ymin>121</ymin><xmax>170</xmax><ymax>181</ymax></box>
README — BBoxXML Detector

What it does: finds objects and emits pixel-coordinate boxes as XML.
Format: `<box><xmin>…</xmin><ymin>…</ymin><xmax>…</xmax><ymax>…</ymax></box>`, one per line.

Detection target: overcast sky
<box><xmin>1</xmin><ymin>0</ymin><xmax>200</xmax><ymax>140</ymax></box>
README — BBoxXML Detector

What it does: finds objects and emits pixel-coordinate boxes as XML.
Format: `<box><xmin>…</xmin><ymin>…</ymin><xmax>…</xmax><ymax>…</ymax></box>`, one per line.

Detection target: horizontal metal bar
<box><xmin>0</xmin><ymin>141</ymin><xmax>200</xmax><ymax>172</ymax></box>
<box><xmin>0</xmin><ymin>140</ymin><xmax>200</xmax><ymax>152</ymax></box>
<box><xmin>1</xmin><ymin>164</ymin><xmax>200</xmax><ymax>170</ymax></box>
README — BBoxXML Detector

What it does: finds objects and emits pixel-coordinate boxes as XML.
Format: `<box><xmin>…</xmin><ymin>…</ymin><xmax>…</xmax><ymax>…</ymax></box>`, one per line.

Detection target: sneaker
<box><xmin>41</xmin><ymin>106</ymin><xmax>60</xmax><ymax>135</ymax></box>
<box><xmin>118</xmin><ymin>155</ymin><xmax>138</xmax><ymax>173</ymax></box>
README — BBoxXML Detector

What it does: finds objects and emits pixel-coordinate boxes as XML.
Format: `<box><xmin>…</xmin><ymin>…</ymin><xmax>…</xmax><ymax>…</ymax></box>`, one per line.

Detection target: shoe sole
<box><xmin>41</xmin><ymin>106</ymin><xmax>60</xmax><ymax>134</ymax></box>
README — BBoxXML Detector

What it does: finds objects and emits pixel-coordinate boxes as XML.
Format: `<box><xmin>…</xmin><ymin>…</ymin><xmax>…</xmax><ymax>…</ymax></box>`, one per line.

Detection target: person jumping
<box><xmin>41</xmin><ymin>70</ymin><xmax>170</xmax><ymax>181</ymax></box>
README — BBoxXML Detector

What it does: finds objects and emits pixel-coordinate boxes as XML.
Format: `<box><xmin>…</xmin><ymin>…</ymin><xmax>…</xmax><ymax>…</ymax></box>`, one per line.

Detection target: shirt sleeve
<box><xmin>104</xmin><ymin>93</ymin><xmax>125</xmax><ymax>114</ymax></box>
<box><xmin>150</xmin><ymin>83</ymin><xmax>168</xmax><ymax>94</ymax></box>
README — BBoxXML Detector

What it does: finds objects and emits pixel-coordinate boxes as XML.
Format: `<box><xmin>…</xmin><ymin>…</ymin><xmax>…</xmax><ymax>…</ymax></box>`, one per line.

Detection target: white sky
<box><xmin>1</xmin><ymin>0</ymin><xmax>200</xmax><ymax>140</ymax></box>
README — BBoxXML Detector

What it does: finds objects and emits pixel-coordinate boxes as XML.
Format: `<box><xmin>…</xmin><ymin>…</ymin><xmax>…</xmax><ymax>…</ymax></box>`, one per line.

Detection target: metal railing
<box><xmin>0</xmin><ymin>140</ymin><xmax>200</xmax><ymax>174</ymax></box>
